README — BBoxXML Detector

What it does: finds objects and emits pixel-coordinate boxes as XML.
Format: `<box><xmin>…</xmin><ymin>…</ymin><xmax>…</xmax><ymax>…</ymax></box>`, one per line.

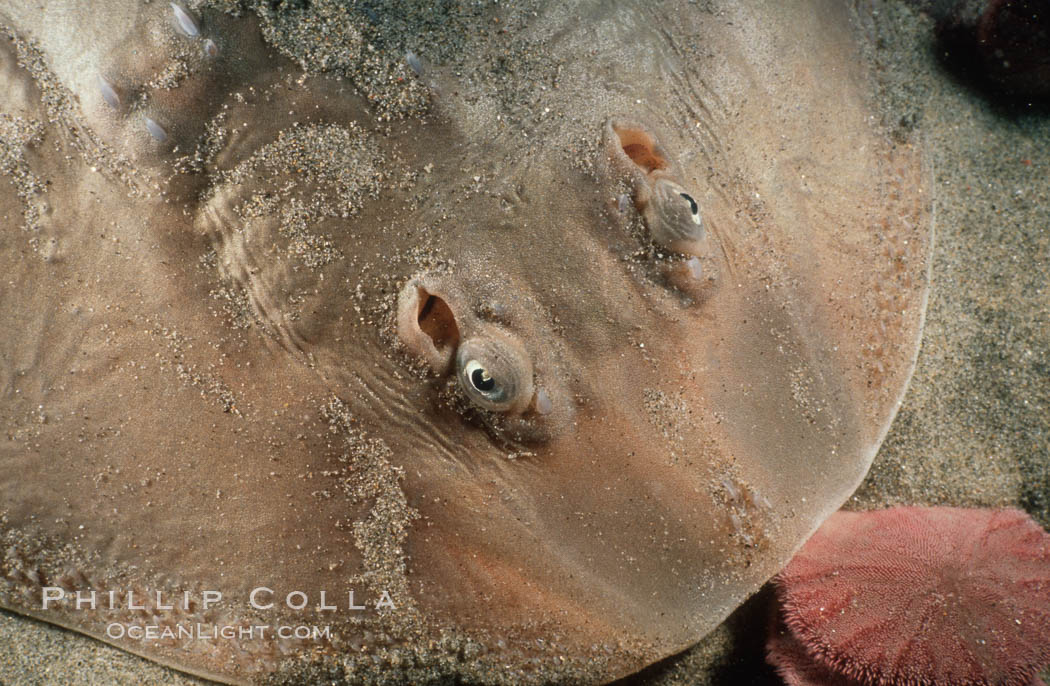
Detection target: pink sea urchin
<box><xmin>768</xmin><ymin>507</ymin><xmax>1050</xmax><ymax>686</ymax></box>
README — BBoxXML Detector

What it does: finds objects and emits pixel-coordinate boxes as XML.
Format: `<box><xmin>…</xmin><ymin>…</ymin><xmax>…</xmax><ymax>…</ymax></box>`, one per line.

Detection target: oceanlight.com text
<box><xmin>105</xmin><ymin>622</ymin><xmax>332</xmax><ymax>641</ymax></box>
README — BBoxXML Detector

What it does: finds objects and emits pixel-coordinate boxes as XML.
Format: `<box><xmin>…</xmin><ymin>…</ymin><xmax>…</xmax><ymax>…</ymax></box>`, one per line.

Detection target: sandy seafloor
<box><xmin>1</xmin><ymin>1</ymin><xmax>1048</xmax><ymax>684</ymax></box>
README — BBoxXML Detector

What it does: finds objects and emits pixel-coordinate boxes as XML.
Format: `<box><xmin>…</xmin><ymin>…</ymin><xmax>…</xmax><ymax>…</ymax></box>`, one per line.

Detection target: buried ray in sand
<box><xmin>0</xmin><ymin>1</ymin><xmax>931</xmax><ymax>684</ymax></box>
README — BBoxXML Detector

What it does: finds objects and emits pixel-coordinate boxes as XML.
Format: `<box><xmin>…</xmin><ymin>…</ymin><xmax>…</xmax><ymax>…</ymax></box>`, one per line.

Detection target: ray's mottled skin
<box><xmin>0</xmin><ymin>1</ymin><xmax>931</xmax><ymax>684</ymax></box>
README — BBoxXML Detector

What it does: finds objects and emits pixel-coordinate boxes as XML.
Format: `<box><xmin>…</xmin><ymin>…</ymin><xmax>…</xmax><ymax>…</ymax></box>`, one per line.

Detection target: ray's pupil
<box><xmin>471</xmin><ymin>367</ymin><xmax>496</xmax><ymax>392</ymax></box>
<box><xmin>680</xmin><ymin>192</ymin><xmax>698</xmax><ymax>215</ymax></box>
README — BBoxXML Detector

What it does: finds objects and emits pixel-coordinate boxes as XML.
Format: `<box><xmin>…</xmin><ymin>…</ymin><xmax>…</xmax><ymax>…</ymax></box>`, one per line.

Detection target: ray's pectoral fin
<box><xmin>603</xmin><ymin>118</ymin><xmax>718</xmax><ymax>299</ymax></box>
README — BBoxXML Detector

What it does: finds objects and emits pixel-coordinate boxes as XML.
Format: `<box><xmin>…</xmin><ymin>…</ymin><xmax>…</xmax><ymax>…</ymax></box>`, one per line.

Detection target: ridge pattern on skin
<box><xmin>0</xmin><ymin>1</ymin><xmax>931</xmax><ymax>683</ymax></box>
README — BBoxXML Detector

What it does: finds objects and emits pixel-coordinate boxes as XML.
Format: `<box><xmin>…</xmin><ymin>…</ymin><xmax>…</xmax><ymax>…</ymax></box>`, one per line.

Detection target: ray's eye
<box><xmin>644</xmin><ymin>179</ymin><xmax>705</xmax><ymax>253</ymax></box>
<box><xmin>456</xmin><ymin>338</ymin><xmax>533</xmax><ymax>413</ymax></box>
